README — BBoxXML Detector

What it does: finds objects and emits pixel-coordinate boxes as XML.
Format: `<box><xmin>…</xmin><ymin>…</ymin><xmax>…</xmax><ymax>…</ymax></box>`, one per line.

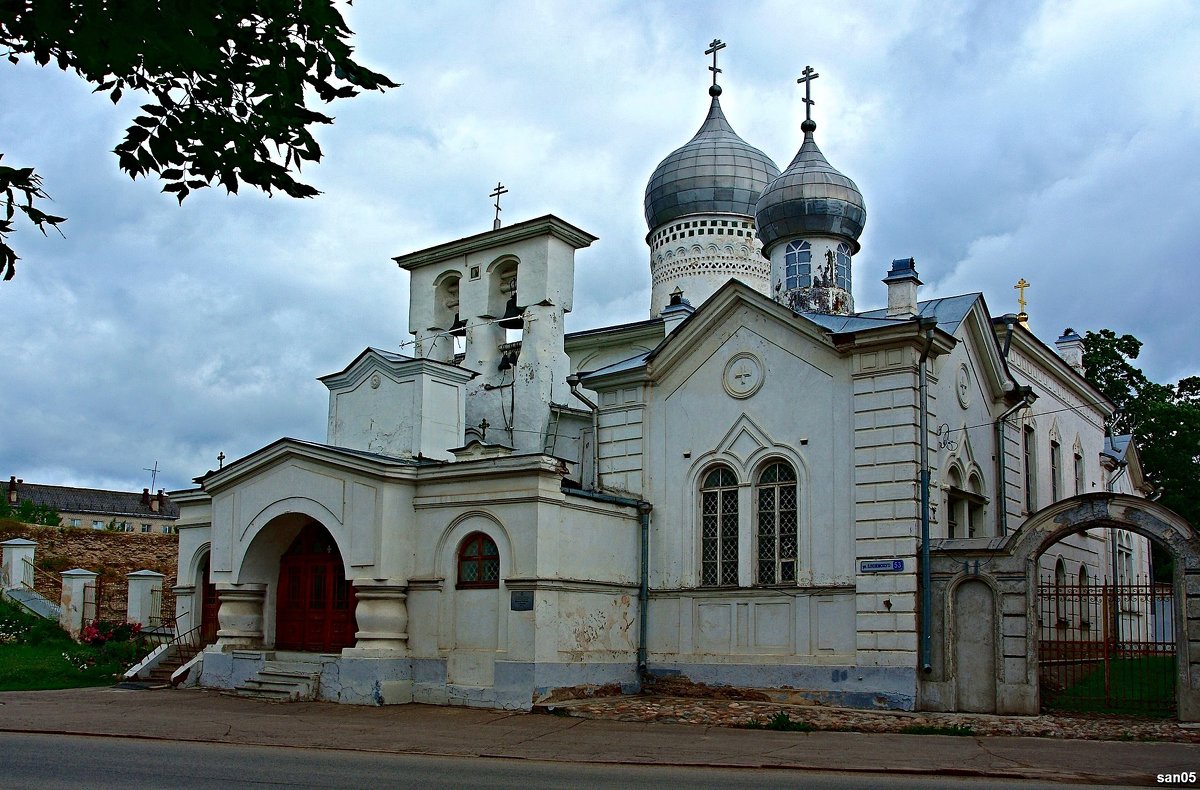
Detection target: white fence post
<box><xmin>0</xmin><ymin>538</ymin><xmax>37</xmax><ymax>590</ymax></box>
<box><xmin>60</xmin><ymin>569</ymin><xmax>98</xmax><ymax>638</ymax></box>
<box><xmin>126</xmin><ymin>570</ymin><xmax>165</xmax><ymax>626</ymax></box>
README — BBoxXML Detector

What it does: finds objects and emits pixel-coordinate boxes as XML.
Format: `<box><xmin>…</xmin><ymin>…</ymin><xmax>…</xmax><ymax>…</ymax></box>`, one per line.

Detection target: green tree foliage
<box><xmin>0</xmin><ymin>497</ymin><xmax>61</xmax><ymax>526</ymax></box>
<box><xmin>0</xmin><ymin>1</ymin><xmax>398</xmax><ymax>281</ymax></box>
<box><xmin>1082</xmin><ymin>330</ymin><xmax>1200</xmax><ymax>578</ymax></box>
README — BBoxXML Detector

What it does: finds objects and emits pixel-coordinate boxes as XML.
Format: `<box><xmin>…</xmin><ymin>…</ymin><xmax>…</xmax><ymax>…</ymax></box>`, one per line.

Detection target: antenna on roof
<box><xmin>143</xmin><ymin>460</ymin><xmax>160</xmax><ymax>491</ymax></box>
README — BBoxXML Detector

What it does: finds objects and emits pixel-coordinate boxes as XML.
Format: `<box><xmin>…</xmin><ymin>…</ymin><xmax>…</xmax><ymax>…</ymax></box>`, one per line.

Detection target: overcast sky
<box><xmin>1</xmin><ymin>0</ymin><xmax>1197</xmax><ymax>494</ymax></box>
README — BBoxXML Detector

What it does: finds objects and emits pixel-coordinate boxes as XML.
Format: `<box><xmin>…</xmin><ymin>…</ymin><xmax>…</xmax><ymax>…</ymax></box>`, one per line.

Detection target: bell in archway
<box><xmin>497</xmin><ymin>295</ymin><xmax>525</xmax><ymax>329</ymax></box>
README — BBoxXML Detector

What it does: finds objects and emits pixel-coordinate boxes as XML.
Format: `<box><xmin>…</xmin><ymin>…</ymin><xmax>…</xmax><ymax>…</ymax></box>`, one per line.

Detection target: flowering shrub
<box><xmin>80</xmin><ymin>619</ymin><xmax>141</xmax><ymax>647</ymax></box>
<box><xmin>0</xmin><ymin>614</ymin><xmax>32</xmax><ymax>644</ymax></box>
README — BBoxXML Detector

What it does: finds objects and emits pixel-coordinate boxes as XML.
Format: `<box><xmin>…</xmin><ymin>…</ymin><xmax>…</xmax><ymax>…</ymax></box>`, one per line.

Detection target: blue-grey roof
<box><xmin>644</xmin><ymin>96</ymin><xmax>780</xmax><ymax>231</ymax></box>
<box><xmin>754</xmin><ymin>127</ymin><xmax>866</xmax><ymax>255</ymax></box>
<box><xmin>855</xmin><ymin>293</ymin><xmax>981</xmax><ymax>335</ymax></box>
<box><xmin>581</xmin><ymin>351</ymin><xmax>651</xmax><ymax>380</ymax></box>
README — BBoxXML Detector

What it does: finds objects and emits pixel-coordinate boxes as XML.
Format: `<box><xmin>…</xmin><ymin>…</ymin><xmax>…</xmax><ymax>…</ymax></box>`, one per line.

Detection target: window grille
<box><xmin>700</xmin><ymin>466</ymin><xmax>739</xmax><ymax>586</ymax></box>
<box><xmin>755</xmin><ymin>462</ymin><xmax>798</xmax><ymax>584</ymax></box>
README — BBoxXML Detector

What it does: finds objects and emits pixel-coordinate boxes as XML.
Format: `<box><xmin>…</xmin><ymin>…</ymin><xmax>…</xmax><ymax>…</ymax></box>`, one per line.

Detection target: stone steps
<box><xmin>234</xmin><ymin>658</ymin><xmax>324</xmax><ymax>702</ymax></box>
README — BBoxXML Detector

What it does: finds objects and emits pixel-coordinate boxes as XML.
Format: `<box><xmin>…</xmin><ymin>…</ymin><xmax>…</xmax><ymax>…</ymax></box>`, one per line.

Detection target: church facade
<box><xmin>170</xmin><ymin>65</ymin><xmax>1156</xmax><ymax>710</ymax></box>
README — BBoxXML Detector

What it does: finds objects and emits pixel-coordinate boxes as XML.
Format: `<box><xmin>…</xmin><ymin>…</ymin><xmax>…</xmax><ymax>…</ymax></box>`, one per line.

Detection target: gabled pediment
<box><xmin>319</xmin><ymin>347</ymin><xmax>475</xmax><ymax>394</ymax></box>
<box><xmin>644</xmin><ymin>279</ymin><xmax>837</xmax><ymax>382</ymax></box>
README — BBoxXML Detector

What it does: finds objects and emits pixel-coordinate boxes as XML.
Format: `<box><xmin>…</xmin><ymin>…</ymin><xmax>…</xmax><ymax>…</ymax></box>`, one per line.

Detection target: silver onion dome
<box><xmin>643</xmin><ymin>90</ymin><xmax>781</xmax><ymax>231</ymax></box>
<box><xmin>754</xmin><ymin>120</ymin><xmax>866</xmax><ymax>256</ymax></box>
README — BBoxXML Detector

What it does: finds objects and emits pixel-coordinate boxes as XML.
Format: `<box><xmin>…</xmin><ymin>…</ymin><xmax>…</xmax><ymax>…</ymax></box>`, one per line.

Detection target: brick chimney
<box><xmin>141</xmin><ymin>488</ymin><xmax>151</xmax><ymax>507</ymax></box>
<box><xmin>154</xmin><ymin>489</ymin><xmax>165</xmax><ymax>513</ymax></box>
<box><xmin>7</xmin><ymin>476</ymin><xmax>17</xmax><ymax>505</ymax></box>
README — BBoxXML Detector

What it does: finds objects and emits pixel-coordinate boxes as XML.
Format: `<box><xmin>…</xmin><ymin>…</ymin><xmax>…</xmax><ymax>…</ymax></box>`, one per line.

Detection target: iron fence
<box><xmin>1038</xmin><ymin>578</ymin><xmax>1175</xmax><ymax>716</ymax></box>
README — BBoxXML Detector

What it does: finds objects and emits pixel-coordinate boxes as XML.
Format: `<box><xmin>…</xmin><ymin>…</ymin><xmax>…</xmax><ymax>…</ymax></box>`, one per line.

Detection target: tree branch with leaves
<box><xmin>0</xmin><ymin>0</ymin><xmax>398</xmax><ymax>281</ymax></box>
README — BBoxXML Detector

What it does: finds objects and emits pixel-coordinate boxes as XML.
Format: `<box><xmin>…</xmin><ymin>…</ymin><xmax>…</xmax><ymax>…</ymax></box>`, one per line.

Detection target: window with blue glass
<box><xmin>835</xmin><ymin>243</ymin><xmax>852</xmax><ymax>290</ymax></box>
<box><xmin>784</xmin><ymin>241</ymin><xmax>811</xmax><ymax>290</ymax></box>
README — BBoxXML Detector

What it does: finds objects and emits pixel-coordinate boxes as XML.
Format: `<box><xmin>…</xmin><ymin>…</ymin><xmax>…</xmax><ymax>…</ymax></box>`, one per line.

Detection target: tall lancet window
<box><xmin>784</xmin><ymin>241</ymin><xmax>811</xmax><ymax>290</ymax></box>
<box><xmin>700</xmin><ymin>466</ymin><xmax>739</xmax><ymax>586</ymax></box>
<box><xmin>756</xmin><ymin>461</ymin><xmax>798</xmax><ymax>584</ymax></box>
<box><xmin>835</xmin><ymin>243</ymin><xmax>852</xmax><ymax>291</ymax></box>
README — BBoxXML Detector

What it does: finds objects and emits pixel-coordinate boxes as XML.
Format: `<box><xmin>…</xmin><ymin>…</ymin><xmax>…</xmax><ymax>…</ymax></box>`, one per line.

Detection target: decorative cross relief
<box><xmin>722</xmin><ymin>352</ymin><xmax>764</xmax><ymax>399</ymax></box>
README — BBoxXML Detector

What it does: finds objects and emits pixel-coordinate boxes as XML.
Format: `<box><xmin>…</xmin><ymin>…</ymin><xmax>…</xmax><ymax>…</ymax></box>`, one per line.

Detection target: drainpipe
<box><xmin>1107</xmin><ymin>460</ymin><xmax>1128</xmax><ymax>589</ymax></box>
<box><xmin>994</xmin><ymin>388</ymin><xmax>1036</xmax><ymax>536</ymax></box>
<box><xmin>567</xmin><ymin>374</ymin><xmax>601</xmax><ymax>491</ymax></box>
<box><xmin>562</xmin><ymin>487</ymin><xmax>652</xmax><ymax>678</ymax></box>
<box><xmin>917</xmin><ymin>316</ymin><xmax>937</xmax><ymax>674</ymax></box>
<box><xmin>637</xmin><ymin>502</ymin><xmax>652</xmax><ymax>676</ymax></box>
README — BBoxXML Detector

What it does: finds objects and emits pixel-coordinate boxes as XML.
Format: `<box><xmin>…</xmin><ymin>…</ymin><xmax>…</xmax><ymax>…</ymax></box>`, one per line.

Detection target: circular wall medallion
<box><xmin>723</xmin><ymin>353</ymin><xmax>765</xmax><ymax>399</ymax></box>
<box><xmin>369</xmin><ymin>372</ymin><xmax>382</xmax><ymax>389</ymax></box>
<box><xmin>955</xmin><ymin>364</ymin><xmax>971</xmax><ymax>408</ymax></box>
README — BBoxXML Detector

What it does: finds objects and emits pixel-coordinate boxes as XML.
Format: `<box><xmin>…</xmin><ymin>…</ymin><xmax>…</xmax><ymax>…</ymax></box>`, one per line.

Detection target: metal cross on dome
<box><xmin>705</xmin><ymin>39</ymin><xmax>726</xmax><ymax>87</ymax></box>
<box><xmin>797</xmin><ymin>65</ymin><xmax>819</xmax><ymax>122</ymax></box>
<box><xmin>489</xmin><ymin>182</ymin><xmax>508</xmax><ymax>230</ymax></box>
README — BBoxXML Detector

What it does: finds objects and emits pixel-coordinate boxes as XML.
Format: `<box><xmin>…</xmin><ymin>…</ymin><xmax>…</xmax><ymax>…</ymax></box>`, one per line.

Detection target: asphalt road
<box><xmin>0</xmin><ymin>732</ymin><xmax>1143</xmax><ymax>789</ymax></box>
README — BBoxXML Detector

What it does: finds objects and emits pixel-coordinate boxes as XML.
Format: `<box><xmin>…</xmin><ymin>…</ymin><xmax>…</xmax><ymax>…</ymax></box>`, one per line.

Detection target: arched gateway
<box><xmin>921</xmin><ymin>493</ymin><xmax>1200</xmax><ymax>721</ymax></box>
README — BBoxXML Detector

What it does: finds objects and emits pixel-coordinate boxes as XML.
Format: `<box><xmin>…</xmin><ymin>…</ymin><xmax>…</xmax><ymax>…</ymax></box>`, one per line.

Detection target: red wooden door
<box><xmin>199</xmin><ymin>554</ymin><xmax>219</xmax><ymax>644</ymax></box>
<box><xmin>275</xmin><ymin>523</ymin><xmax>357</xmax><ymax>652</ymax></box>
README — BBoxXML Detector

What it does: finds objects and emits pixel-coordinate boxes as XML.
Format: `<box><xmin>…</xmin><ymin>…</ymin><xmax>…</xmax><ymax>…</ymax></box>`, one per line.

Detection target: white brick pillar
<box><xmin>59</xmin><ymin>569</ymin><xmax>98</xmax><ymax>638</ymax></box>
<box><xmin>1</xmin><ymin>537</ymin><xmax>37</xmax><ymax>589</ymax></box>
<box><xmin>126</xmin><ymin>570</ymin><xmax>166</xmax><ymax>627</ymax></box>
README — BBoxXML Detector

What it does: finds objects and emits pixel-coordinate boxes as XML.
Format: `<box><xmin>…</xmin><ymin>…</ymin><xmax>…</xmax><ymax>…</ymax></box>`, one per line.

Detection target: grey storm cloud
<box><xmin>1</xmin><ymin>0</ymin><xmax>1196</xmax><ymax>492</ymax></box>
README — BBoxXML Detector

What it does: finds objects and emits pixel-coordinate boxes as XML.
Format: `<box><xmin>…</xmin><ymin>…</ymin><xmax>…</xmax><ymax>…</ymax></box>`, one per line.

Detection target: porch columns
<box><xmin>348</xmin><ymin>580</ymin><xmax>409</xmax><ymax>653</ymax></box>
<box><xmin>172</xmin><ymin>585</ymin><xmax>196</xmax><ymax>634</ymax></box>
<box><xmin>214</xmin><ymin>583</ymin><xmax>267</xmax><ymax>648</ymax></box>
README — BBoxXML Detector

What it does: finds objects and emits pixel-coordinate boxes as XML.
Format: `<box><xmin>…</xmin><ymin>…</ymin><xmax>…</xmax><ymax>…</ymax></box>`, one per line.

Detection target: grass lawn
<box><xmin>0</xmin><ymin>596</ymin><xmax>149</xmax><ymax>691</ymax></box>
<box><xmin>1045</xmin><ymin>655</ymin><xmax>1176</xmax><ymax>717</ymax></box>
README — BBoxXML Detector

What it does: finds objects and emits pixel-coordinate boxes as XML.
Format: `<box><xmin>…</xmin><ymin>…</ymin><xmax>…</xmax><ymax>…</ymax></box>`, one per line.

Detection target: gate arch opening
<box><xmin>1034</xmin><ymin>522</ymin><xmax>1173</xmax><ymax>716</ymax></box>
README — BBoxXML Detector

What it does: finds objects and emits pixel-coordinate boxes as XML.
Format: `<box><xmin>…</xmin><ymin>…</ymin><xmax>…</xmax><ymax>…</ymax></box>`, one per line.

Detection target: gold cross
<box><xmin>1014</xmin><ymin>278</ymin><xmax>1030</xmax><ymax>313</ymax></box>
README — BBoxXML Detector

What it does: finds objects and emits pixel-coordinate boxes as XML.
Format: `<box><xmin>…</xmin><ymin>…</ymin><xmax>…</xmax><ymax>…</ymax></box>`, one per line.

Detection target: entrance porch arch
<box><xmin>922</xmin><ymin>493</ymin><xmax>1200</xmax><ymax>720</ymax></box>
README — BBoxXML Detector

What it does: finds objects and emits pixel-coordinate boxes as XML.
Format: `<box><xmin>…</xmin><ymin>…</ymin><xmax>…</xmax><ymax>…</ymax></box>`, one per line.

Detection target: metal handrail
<box><xmin>20</xmin><ymin>557</ymin><xmax>61</xmax><ymax>605</ymax></box>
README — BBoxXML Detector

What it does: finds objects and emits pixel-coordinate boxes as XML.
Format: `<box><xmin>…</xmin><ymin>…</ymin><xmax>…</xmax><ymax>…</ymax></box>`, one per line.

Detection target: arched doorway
<box><xmin>198</xmin><ymin>553</ymin><xmax>218</xmax><ymax>644</ymax></box>
<box><xmin>1036</xmin><ymin>527</ymin><xmax>1174</xmax><ymax>716</ymax></box>
<box><xmin>275</xmin><ymin>521</ymin><xmax>357</xmax><ymax>653</ymax></box>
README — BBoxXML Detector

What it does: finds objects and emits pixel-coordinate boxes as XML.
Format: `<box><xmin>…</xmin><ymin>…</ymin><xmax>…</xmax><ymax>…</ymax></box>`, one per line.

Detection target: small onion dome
<box><xmin>754</xmin><ymin>120</ymin><xmax>866</xmax><ymax>256</ymax></box>
<box><xmin>644</xmin><ymin>90</ymin><xmax>781</xmax><ymax>231</ymax></box>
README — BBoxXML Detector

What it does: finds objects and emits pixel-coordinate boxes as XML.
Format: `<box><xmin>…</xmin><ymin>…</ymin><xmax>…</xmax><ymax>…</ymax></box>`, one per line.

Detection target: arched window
<box><xmin>946</xmin><ymin>467</ymin><xmax>964</xmax><ymax>539</ymax></box>
<box><xmin>756</xmin><ymin>461</ymin><xmax>798</xmax><ymax>584</ymax></box>
<box><xmin>835</xmin><ymin>243</ymin><xmax>852</xmax><ymax>291</ymax></box>
<box><xmin>457</xmin><ymin>532</ymin><xmax>500</xmax><ymax>589</ymax></box>
<box><xmin>784</xmin><ymin>241</ymin><xmax>811</xmax><ymax>290</ymax></box>
<box><xmin>700</xmin><ymin>466</ymin><xmax>739</xmax><ymax>587</ymax></box>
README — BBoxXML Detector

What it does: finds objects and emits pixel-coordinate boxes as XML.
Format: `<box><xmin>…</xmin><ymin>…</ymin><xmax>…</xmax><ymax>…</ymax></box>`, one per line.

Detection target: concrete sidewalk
<box><xmin>0</xmin><ymin>687</ymin><xmax>1195</xmax><ymax>786</ymax></box>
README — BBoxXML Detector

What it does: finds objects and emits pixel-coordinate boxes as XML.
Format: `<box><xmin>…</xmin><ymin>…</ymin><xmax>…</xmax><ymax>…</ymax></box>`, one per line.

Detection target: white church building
<box><xmin>170</xmin><ymin>61</ymin><xmax>1155</xmax><ymax>710</ymax></box>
